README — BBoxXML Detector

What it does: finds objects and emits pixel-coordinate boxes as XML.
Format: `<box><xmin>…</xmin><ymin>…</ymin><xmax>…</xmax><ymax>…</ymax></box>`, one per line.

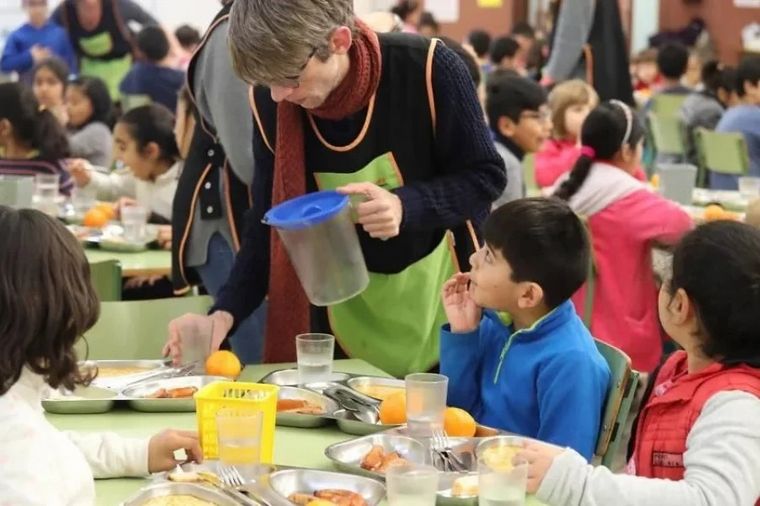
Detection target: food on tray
<box><xmin>205</xmin><ymin>350</ymin><xmax>241</xmax><ymax>378</ymax></box>
<box><xmin>378</xmin><ymin>392</ymin><xmax>406</xmax><ymax>425</ymax></box>
<box><xmin>352</xmin><ymin>384</ymin><xmax>403</xmax><ymax>401</ymax></box>
<box><xmin>480</xmin><ymin>445</ymin><xmax>520</xmax><ymax>471</ymax></box>
<box><xmin>141</xmin><ymin>496</ymin><xmax>216</xmax><ymax>506</ymax></box>
<box><xmin>82</xmin><ymin>207</ymin><xmax>110</xmax><ymax>228</ymax></box>
<box><xmin>288</xmin><ymin>489</ymin><xmax>368</xmax><ymax>506</ymax></box>
<box><xmin>360</xmin><ymin>444</ymin><xmax>409</xmax><ymax>473</ymax></box>
<box><xmin>146</xmin><ymin>386</ymin><xmax>198</xmax><ymax>399</ymax></box>
<box><xmin>444</xmin><ymin>407</ymin><xmax>477</xmax><ymax>437</ymax></box>
<box><xmin>167</xmin><ymin>470</ymin><xmax>219</xmax><ymax>485</ymax></box>
<box><xmin>92</xmin><ymin>366</ymin><xmax>153</xmax><ymax>378</ymax></box>
<box><xmin>451</xmin><ymin>475</ymin><xmax>479</xmax><ymax>497</ymax></box>
<box><xmin>277</xmin><ymin>398</ymin><xmax>325</xmax><ymax>415</ymax></box>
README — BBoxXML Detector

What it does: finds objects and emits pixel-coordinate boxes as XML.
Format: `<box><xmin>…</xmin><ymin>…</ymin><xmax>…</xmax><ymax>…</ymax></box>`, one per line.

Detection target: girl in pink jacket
<box><xmin>554</xmin><ymin>100</ymin><xmax>692</xmax><ymax>372</ymax></box>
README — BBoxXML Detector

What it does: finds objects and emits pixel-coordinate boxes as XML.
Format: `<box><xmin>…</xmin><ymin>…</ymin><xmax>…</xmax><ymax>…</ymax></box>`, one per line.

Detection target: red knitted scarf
<box><xmin>264</xmin><ymin>20</ymin><xmax>382</xmax><ymax>363</ymax></box>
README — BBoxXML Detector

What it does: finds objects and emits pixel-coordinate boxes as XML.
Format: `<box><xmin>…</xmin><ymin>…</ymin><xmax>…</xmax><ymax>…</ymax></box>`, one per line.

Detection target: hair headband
<box><xmin>610</xmin><ymin>99</ymin><xmax>633</xmax><ymax>148</ymax></box>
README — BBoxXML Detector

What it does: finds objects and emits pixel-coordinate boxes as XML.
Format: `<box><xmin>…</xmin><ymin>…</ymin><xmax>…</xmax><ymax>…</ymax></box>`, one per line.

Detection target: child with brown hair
<box><xmin>0</xmin><ymin>206</ymin><xmax>202</xmax><ymax>503</ymax></box>
<box><xmin>535</xmin><ymin>79</ymin><xmax>598</xmax><ymax>189</ymax></box>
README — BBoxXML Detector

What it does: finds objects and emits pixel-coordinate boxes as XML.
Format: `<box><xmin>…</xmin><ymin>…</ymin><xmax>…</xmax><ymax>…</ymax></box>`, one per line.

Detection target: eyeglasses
<box><xmin>275</xmin><ymin>46</ymin><xmax>319</xmax><ymax>89</ymax></box>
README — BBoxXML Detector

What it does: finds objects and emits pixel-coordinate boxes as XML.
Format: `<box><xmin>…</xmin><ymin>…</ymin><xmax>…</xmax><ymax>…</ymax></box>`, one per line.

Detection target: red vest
<box><xmin>632</xmin><ymin>351</ymin><xmax>760</xmax><ymax>499</ymax></box>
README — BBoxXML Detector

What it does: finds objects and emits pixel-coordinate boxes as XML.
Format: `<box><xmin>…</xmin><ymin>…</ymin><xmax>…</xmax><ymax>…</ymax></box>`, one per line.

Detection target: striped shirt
<box><xmin>0</xmin><ymin>158</ymin><xmax>74</xmax><ymax>196</ymax></box>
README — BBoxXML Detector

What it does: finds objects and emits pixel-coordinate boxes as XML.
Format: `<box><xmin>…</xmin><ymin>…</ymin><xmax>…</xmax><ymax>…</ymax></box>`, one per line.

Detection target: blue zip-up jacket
<box><xmin>440</xmin><ymin>301</ymin><xmax>611</xmax><ymax>460</ymax></box>
<box><xmin>0</xmin><ymin>22</ymin><xmax>77</xmax><ymax>82</ymax></box>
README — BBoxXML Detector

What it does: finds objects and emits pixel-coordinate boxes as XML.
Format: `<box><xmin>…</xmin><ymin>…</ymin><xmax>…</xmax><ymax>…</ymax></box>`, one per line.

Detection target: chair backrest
<box><xmin>651</xmin><ymin>94</ymin><xmax>687</xmax><ymax>117</ymax></box>
<box><xmin>77</xmin><ymin>295</ymin><xmax>213</xmax><ymax>360</ymax></box>
<box><xmin>121</xmin><ymin>93</ymin><xmax>152</xmax><ymax>112</ymax></box>
<box><xmin>647</xmin><ymin>113</ymin><xmax>686</xmax><ymax>157</ymax></box>
<box><xmin>522</xmin><ymin>154</ymin><xmax>540</xmax><ymax>197</ymax></box>
<box><xmin>593</xmin><ymin>339</ymin><xmax>639</xmax><ymax>467</ymax></box>
<box><xmin>89</xmin><ymin>260</ymin><xmax>122</xmax><ymax>302</ymax></box>
<box><xmin>695</xmin><ymin>128</ymin><xmax>750</xmax><ymax>176</ymax></box>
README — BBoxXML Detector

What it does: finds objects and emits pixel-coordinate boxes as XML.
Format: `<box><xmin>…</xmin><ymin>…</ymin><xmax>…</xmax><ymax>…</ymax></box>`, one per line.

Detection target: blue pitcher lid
<box><xmin>263</xmin><ymin>190</ymin><xmax>349</xmax><ymax>230</ymax></box>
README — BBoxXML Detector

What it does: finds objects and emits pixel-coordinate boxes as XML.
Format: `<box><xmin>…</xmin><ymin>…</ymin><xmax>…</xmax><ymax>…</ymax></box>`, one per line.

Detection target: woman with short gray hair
<box><xmin>165</xmin><ymin>0</ymin><xmax>506</xmax><ymax>377</ymax></box>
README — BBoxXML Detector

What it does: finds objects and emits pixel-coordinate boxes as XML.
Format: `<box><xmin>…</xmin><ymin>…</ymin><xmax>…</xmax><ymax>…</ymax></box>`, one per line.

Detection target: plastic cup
<box><xmin>405</xmin><ymin>373</ymin><xmax>448</xmax><ymax>437</ymax></box>
<box><xmin>476</xmin><ymin>436</ymin><xmax>528</xmax><ymax>506</ymax></box>
<box><xmin>296</xmin><ymin>333</ymin><xmax>335</xmax><ymax>384</ymax></box>
<box><xmin>121</xmin><ymin>204</ymin><xmax>149</xmax><ymax>242</ymax></box>
<box><xmin>216</xmin><ymin>408</ymin><xmax>263</xmax><ymax>480</ymax></box>
<box><xmin>385</xmin><ymin>463</ymin><xmax>439</xmax><ymax>506</ymax></box>
<box><xmin>176</xmin><ymin>316</ymin><xmax>214</xmax><ymax>371</ymax></box>
<box><xmin>34</xmin><ymin>173</ymin><xmax>60</xmax><ymax>215</ymax></box>
<box><xmin>738</xmin><ymin>177</ymin><xmax>760</xmax><ymax>200</ymax></box>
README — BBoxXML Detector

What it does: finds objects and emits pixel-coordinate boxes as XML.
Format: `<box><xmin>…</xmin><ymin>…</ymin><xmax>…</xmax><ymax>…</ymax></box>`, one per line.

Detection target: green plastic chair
<box><xmin>89</xmin><ymin>260</ymin><xmax>122</xmax><ymax>302</ymax></box>
<box><xmin>647</xmin><ymin>112</ymin><xmax>686</xmax><ymax>158</ymax></box>
<box><xmin>695</xmin><ymin>128</ymin><xmax>750</xmax><ymax>186</ymax></box>
<box><xmin>522</xmin><ymin>153</ymin><xmax>540</xmax><ymax>197</ymax></box>
<box><xmin>651</xmin><ymin>94</ymin><xmax>688</xmax><ymax>117</ymax></box>
<box><xmin>593</xmin><ymin>340</ymin><xmax>640</xmax><ymax>467</ymax></box>
<box><xmin>76</xmin><ymin>295</ymin><xmax>213</xmax><ymax>360</ymax></box>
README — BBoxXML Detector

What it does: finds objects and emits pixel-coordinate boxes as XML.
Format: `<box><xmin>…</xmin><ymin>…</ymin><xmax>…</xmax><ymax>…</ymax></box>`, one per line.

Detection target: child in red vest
<box><xmin>517</xmin><ymin>221</ymin><xmax>760</xmax><ymax>506</ymax></box>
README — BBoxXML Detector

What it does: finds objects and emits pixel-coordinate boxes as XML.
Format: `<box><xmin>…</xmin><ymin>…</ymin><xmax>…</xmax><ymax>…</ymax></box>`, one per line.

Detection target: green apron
<box><xmin>78</xmin><ymin>31</ymin><xmax>132</xmax><ymax>100</ymax></box>
<box><xmin>314</xmin><ymin>152</ymin><xmax>458</xmax><ymax>377</ymax></box>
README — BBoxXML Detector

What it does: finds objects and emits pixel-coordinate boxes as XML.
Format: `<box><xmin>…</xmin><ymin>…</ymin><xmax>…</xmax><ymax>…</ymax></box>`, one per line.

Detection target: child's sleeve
<box><xmin>85</xmin><ymin>167</ymin><xmax>136</xmax><ymax>201</ymax></box>
<box><xmin>535</xmin><ymin>350</ymin><xmax>609</xmax><ymax>460</ymax></box>
<box><xmin>64</xmin><ymin>431</ymin><xmax>149</xmax><ymax>478</ymax></box>
<box><xmin>0</xmin><ymin>32</ymin><xmax>33</xmax><ymax>74</ymax></box>
<box><xmin>629</xmin><ymin>192</ymin><xmax>693</xmax><ymax>246</ymax></box>
<box><xmin>535</xmin><ymin>391</ymin><xmax>760</xmax><ymax>506</ymax></box>
<box><xmin>439</xmin><ymin>318</ymin><xmax>488</xmax><ymax>414</ymax></box>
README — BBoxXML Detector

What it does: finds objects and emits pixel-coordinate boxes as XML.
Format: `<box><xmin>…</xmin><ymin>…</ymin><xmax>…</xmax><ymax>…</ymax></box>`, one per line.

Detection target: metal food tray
<box><xmin>121</xmin><ymin>376</ymin><xmax>227</xmax><ymax>412</ymax></box>
<box><xmin>120</xmin><ymin>482</ymin><xmax>243</xmax><ymax>506</ymax></box>
<box><xmin>277</xmin><ymin>386</ymin><xmax>340</xmax><ymax>428</ymax></box>
<box><xmin>259</xmin><ymin>368</ymin><xmax>352</xmax><ymax>386</ymax></box>
<box><xmin>268</xmin><ymin>468</ymin><xmax>385</xmax><ymax>505</ymax></box>
<box><xmin>84</xmin><ymin>359</ymin><xmax>171</xmax><ymax>390</ymax></box>
<box><xmin>332</xmin><ymin>409</ymin><xmax>401</xmax><ymax>436</ymax></box>
<box><xmin>345</xmin><ymin>376</ymin><xmax>405</xmax><ymax>401</ymax></box>
<box><xmin>42</xmin><ymin>385</ymin><xmax>117</xmax><ymax>414</ymax></box>
<box><xmin>324</xmin><ymin>433</ymin><xmax>429</xmax><ymax>480</ymax></box>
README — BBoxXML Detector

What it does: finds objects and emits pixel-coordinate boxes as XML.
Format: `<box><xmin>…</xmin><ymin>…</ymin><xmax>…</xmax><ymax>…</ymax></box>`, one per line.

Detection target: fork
<box><xmin>218</xmin><ymin>465</ymin><xmax>245</xmax><ymax>488</ymax></box>
<box><xmin>218</xmin><ymin>465</ymin><xmax>280</xmax><ymax>506</ymax></box>
<box><xmin>432</xmin><ymin>429</ymin><xmax>468</xmax><ymax>473</ymax></box>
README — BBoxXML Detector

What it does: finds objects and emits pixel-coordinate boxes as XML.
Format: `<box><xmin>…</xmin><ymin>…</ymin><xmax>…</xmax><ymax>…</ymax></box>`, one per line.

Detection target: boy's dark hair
<box><xmin>390</xmin><ymin>0</ymin><xmax>419</xmax><ymax>21</ymax></box>
<box><xmin>490</xmin><ymin>36</ymin><xmax>520</xmax><ymax>65</ymax></box>
<box><xmin>137</xmin><ymin>24</ymin><xmax>170</xmax><ymax>63</ymax></box>
<box><xmin>554</xmin><ymin>100</ymin><xmax>644</xmax><ymax>201</ymax></box>
<box><xmin>67</xmin><ymin>76</ymin><xmax>113</xmax><ymax>127</ymax></box>
<box><xmin>511</xmin><ymin>21</ymin><xmax>536</xmax><ymax>39</ymax></box>
<box><xmin>668</xmin><ymin>221</ymin><xmax>760</xmax><ymax>367</ymax></box>
<box><xmin>0</xmin><ymin>83</ymin><xmax>69</xmax><ymax>161</ymax></box>
<box><xmin>0</xmin><ymin>207</ymin><xmax>98</xmax><ymax>395</ymax></box>
<box><xmin>32</xmin><ymin>57</ymin><xmax>69</xmax><ymax>86</ymax></box>
<box><xmin>440</xmin><ymin>37</ymin><xmax>480</xmax><ymax>88</ymax></box>
<box><xmin>467</xmin><ymin>29</ymin><xmax>491</xmax><ymax>58</ymax></box>
<box><xmin>118</xmin><ymin>104</ymin><xmax>180</xmax><ymax>164</ymax></box>
<box><xmin>656</xmin><ymin>42</ymin><xmax>689</xmax><ymax>80</ymax></box>
<box><xmin>174</xmin><ymin>24</ymin><xmax>201</xmax><ymax>49</ymax></box>
<box><xmin>486</xmin><ymin>73</ymin><xmax>547</xmax><ymax>130</ymax></box>
<box><xmin>418</xmin><ymin>11</ymin><xmax>439</xmax><ymax>33</ymax></box>
<box><xmin>736</xmin><ymin>55</ymin><xmax>760</xmax><ymax>98</ymax></box>
<box><xmin>484</xmin><ymin>198</ymin><xmax>590</xmax><ymax>309</ymax></box>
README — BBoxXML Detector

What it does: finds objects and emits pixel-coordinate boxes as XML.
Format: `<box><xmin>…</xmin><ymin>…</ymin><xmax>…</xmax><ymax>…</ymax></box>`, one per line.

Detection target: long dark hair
<box><xmin>118</xmin><ymin>104</ymin><xmax>180</xmax><ymax>164</ymax></box>
<box><xmin>0</xmin><ymin>83</ymin><xmax>69</xmax><ymax>161</ymax></box>
<box><xmin>554</xmin><ymin>100</ymin><xmax>644</xmax><ymax>201</ymax></box>
<box><xmin>0</xmin><ymin>207</ymin><xmax>99</xmax><ymax>395</ymax></box>
<box><xmin>391</xmin><ymin>0</ymin><xmax>419</xmax><ymax>21</ymax></box>
<box><xmin>67</xmin><ymin>76</ymin><xmax>114</xmax><ymax>128</ymax></box>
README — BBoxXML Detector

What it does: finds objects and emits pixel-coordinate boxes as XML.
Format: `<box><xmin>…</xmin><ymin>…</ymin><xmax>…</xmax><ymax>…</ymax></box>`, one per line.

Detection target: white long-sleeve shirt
<box><xmin>0</xmin><ymin>369</ymin><xmax>149</xmax><ymax>505</ymax></box>
<box><xmin>537</xmin><ymin>391</ymin><xmax>760</xmax><ymax>506</ymax></box>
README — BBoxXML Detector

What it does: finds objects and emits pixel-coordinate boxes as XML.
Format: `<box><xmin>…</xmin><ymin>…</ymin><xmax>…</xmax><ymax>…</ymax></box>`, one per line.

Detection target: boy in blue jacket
<box><xmin>440</xmin><ymin>197</ymin><xmax>610</xmax><ymax>460</ymax></box>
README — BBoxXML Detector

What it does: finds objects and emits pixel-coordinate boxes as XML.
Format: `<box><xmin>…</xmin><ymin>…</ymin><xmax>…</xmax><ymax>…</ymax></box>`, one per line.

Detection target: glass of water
<box><xmin>738</xmin><ymin>177</ymin><xmax>760</xmax><ymax>200</ymax></box>
<box><xmin>34</xmin><ymin>173</ymin><xmax>60</xmax><ymax>216</ymax></box>
<box><xmin>386</xmin><ymin>464</ymin><xmax>439</xmax><ymax>506</ymax></box>
<box><xmin>405</xmin><ymin>373</ymin><xmax>448</xmax><ymax>437</ymax></box>
<box><xmin>296</xmin><ymin>333</ymin><xmax>334</xmax><ymax>384</ymax></box>
<box><xmin>121</xmin><ymin>204</ymin><xmax>148</xmax><ymax>242</ymax></box>
<box><xmin>176</xmin><ymin>316</ymin><xmax>214</xmax><ymax>372</ymax></box>
<box><xmin>216</xmin><ymin>408</ymin><xmax>262</xmax><ymax>480</ymax></box>
<box><xmin>477</xmin><ymin>436</ymin><xmax>528</xmax><ymax>506</ymax></box>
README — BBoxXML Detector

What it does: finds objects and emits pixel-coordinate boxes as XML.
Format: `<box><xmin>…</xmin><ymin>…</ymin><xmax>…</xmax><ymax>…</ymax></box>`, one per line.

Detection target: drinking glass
<box><xmin>477</xmin><ymin>436</ymin><xmax>528</xmax><ymax>506</ymax></box>
<box><xmin>385</xmin><ymin>463</ymin><xmax>439</xmax><ymax>506</ymax></box>
<box><xmin>296</xmin><ymin>333</ymin><xmax>334</xmax><ymax>384</ymax></box>
<box><xmin>738</xmin><ymin>177</ymin><xmax>760</xmax><ymax>200</ymax></box>
<box><xmin>405</xmin><ymin>373</ymin><xmax>448</xmax><ymax>437</ymax></box>
<box><xmin>216</xmin><ymin>409</ymin><xmax>263</xmax><ymax>479</ymax></box>
<box><xmin>34</xmin><ymin>173</ymin><xmax>59</xmax><ymax>216</ymax></box>
<box><xmin>176</xmin><ymin>316</ymin><xmax>214</xmax><ymax>371</ymax></box>
<box><xmin>121</xmin><ymin>204</ymin><xmax>148</xmax><ymax>242</ymax></box>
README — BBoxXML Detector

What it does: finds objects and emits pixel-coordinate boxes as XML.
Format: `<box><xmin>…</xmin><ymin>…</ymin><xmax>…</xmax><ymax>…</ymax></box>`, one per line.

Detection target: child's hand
<box><xmin>124</xmin><ymin>275</ymin><xmax>165</xmax><ymax>289</ymax></box>
<box><xmin>157</xmin><ymin>225</ymin><xmax>172</xmax><ymax>250</ymax></box>
<box><xmin>66</xmin><ymin>158</ymin><xmax>92</xmax><ymax>187</ymax></box>
<box><xmin>442</xmin><ymin>272</ymin><xmax>481</xmax><ymax>333</ymax></box>
<box><xmin>148</xmin><ymin>429</ymin><xmax>202</xmax><ymax>473</ymax></box>
<box><xmin>516</xmin><ymin>441</ymin><xmax>564</xmax><ymax>494</ymax></box>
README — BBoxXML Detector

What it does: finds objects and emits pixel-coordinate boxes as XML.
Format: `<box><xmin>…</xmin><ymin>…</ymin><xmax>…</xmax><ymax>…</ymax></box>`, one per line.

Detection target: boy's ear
<box><xmin>517</xmin><ymin>282</ymin><xmax>544</xmax><ymax>310</ymax></box>
<box><xmin>0</xmin><ymin>119</ymin><xmax>11</xmax><ymax>139</ymax></box>
<box><xmin>498</xmin><ymin>116</ymin><xmax>517</xmax><ymax>138</ymax></box>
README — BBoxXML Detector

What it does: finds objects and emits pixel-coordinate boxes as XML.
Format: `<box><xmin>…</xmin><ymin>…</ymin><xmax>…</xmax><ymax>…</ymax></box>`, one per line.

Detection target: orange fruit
<box><xmin>650</xmin><ymin>174</ymin><xmax>660</xmax><ymax>189</ymax></box>
<box><xmin>704</xmin><ymin>204</ymin><xmax>728</xmax><ymax>222</ymax></box>
<box><xmin>95</xmin><ymin>202</ymin><xmax>116</xmax><ymax>221</ymax></box>
<box><xmin>379</xmin><ymin>391</ymin><xmax>406</xmax><ymax>425</ymax></box>
<box><xmin>444</xmin><ymin>407</ymin><xmax>477</xmax><ymax>437</ymax></box>
<box><xmin>82</xmin><ymin>208</ymin><xmax>109</xmax><ymax>228</ymax></box>
<box><xmin>205</xmin><ymin>350</ymin><xmax>241</xmax><ymax>378</ymax></box>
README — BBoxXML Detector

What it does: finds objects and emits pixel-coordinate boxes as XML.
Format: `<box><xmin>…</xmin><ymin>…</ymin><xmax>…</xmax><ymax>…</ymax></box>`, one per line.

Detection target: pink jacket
<box><xmin>567</xmin><ymin>163</ymin><xmax>693</xmax><ymax>372</ymax></box>
<box><xmin>536</xmin><ymin>139</ymin><xmax>647</xmax><ymax>189</ymax></box>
